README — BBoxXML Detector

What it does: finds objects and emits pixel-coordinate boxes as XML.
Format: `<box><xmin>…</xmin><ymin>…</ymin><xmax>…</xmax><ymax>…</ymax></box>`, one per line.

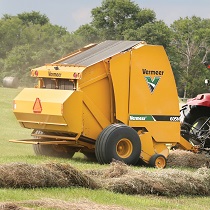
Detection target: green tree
<box><xmin>0</xmin><ymin>17</ymin><xmax>23</xmax><ymax>58</ymax></box>
<box><xmin>0</xmin><ymin>12</ymin><xmax>80</xmax><ymax>86</ymax></box>
<box><xmin>91</xmin><ymin>0</ymin><xmax>156</xmax><ymax>40</ymax></box>
<box><xmin>170</xmin><ymin>16</ymin><xmax>210</xmax><ymax>98</ymax></box>
<box><xmin>3</xmin><ymin>44</ymin><xmax>34</xmax><ymax>86</ymax></box>
<box><xmin>123</xmin><ymin>21</ymin><xmax>172</xmax><ymax>48</ymax></box>
<box><xmin>17</xmin><ymin>11</ymin><xmax>49</xmax><ymax>26</ymax></box>
<box><xmin>74</xmin><ymin>24</ymin><xmax>100</xmax><ymax>45</ymax></box>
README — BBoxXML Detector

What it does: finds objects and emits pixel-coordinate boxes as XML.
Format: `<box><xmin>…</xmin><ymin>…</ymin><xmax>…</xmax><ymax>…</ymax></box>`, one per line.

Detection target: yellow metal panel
<box><xmin>110</xmin><ymin>52</ymin><xmax>130</xmax><ymax>124</ymax></box>
<box><xmin>63</xmin><ymin>91</ymin><xmax>83</xmax><ymax>134</ymax></box>
<box><xmin>140</xmin><ymin>132</ymin><xmax>155</xmax><ymax>162</ymax></box>
<box><xmin>82</xmin><ymin>102</ymin><xmax>104</xmax><ymax>141</ymax></box>
<box><xmin>31</xmin><ymin>65</ymin><xmax>85</xmax><ymax>79</ymax></box>
<box><xmin>178</xmin><ymin>136</ymin><xmax>194</xmax><ymax>150</ymax></box>
<box><xmin>131</xmin><ymin>121</ymin><xmax>180</xmax><ymax>143</ymax></box>
<box><xmin>80</xmin><ymin>62</ymin><xmax>112</xmax><ymax>122</ymax></box>
<box><xmin>79</xmin><ymin>73</ymin><xmax>107</xmax><ymax>89</ymax></box>
<box><xmin>83</xmin><ymin>94</ymin><xmax>110</xmax><ymax>128</ymax></box>
<box><xmin>13</xmin><ymin>88</ymin><xmax>83</xmax><ymax>134</ymax></box>
<box><xmin>79</xmin><ymin>62</ymin><xmax>112</xmax><ymax>140</ymax></box>
<box><xmin>140</xmin><ymin>132</ymin><xmax>169</xmax><ymax>163</ymax></box>
<box><xmin>129</xmin><ymin>45</ymin><xmax>180</xmax><ymax>142</ymax></box>
<box><xmin>15</xmin><ymin>113</ymin><xmax>67</xmax><ymax>126</ymax></box>
<box><xmin>14</xmin><ymin>88</ymin><xmax>72</xmax><ymax>115</ymax></box>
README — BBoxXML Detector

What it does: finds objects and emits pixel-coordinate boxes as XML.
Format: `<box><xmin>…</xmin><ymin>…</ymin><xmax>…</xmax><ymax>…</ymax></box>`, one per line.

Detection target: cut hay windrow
<box><xmin>1</xmin><ymin>150</ymin><xmax>210</xmax><ymax>196</ymax></box>
<box><xmin>100</xmin><ymin>162</ymin><xmax>210</xmax><ymax>196</ymax></box>
<box><xmin>167</xmin><ymin>150</ymin><xmax>210</xmax><ymax>168</ymax></box>
<box><xmin>0</xmin><ymin>198</ymin><xmax>130</xmax><ymax>210</ymax></box>
<box><xmin>0</xmin><ymin>162</ymin><xmax>99</xmax><ymax>189</ymax></box>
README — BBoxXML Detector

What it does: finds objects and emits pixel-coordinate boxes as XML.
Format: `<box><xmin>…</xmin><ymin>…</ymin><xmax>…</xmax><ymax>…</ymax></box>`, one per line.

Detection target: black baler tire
<box><xmin>95</xmin><ymin>124</ymin><xmax>141</xmax><ymax>165</ymax></box>
<box><xmin>149</xmin><ymin>154</ymin><xmax>166</xmax><ymax>168</ymax></box>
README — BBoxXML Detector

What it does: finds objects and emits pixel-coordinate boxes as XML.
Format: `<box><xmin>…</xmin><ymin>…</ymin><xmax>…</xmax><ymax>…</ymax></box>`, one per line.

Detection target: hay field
<box><xmin>0</xmin><ymin>87</ymin><xmax>210</xmax><ymax>210</ymax></box>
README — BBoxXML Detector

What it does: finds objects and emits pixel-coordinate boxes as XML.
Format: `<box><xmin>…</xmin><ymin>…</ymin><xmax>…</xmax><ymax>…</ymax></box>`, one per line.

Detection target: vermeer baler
<box><xmin>11</xmin><ymin>40</ymin><xmax>194</xmax><ymax>168</ymax></box>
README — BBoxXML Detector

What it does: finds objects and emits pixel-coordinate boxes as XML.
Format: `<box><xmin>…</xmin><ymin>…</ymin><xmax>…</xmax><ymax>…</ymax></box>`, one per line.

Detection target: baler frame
<box><xmin>10</xmin><ymin>40</ymin><xmax>197</xmax><ymax>168</ymax></box>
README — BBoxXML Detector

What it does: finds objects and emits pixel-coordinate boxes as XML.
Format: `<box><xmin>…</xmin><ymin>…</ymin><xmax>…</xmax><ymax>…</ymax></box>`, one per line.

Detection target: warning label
<box><xmin>33</xmin><ymin>98</ymin><xmax>42</xmax><ymax>113</ymax></box>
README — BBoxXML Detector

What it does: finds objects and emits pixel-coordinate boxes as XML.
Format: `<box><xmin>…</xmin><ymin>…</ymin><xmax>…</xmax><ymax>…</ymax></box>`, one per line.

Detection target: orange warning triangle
<box><xmin>33</xmin><ymin>98</ymin><xmax>42</xmax><ymax>113</ymax></box>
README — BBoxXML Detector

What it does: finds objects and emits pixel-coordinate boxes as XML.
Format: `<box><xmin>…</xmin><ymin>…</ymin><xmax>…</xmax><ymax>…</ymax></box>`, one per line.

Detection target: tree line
<box><xmin>0</xmin><ymin>0</ymin><xmax>210</xmax><ymax>98</ymax></box>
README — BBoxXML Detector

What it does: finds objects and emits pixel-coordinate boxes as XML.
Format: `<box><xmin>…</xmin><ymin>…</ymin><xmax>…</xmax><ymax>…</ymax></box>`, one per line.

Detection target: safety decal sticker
<box><xmin>129</xmin><ymin>115</ymin><xmax>180</xmax><ymax>122</ymax></box>
<box><xmin>145</xmin><ymin>76</ymin><xmax>160</xmax><ymax>93</ymax></box>
<box><xmin>33</xmin><ymin>98</ymin><xmax>42</xmax><ymax>113</ymax></box>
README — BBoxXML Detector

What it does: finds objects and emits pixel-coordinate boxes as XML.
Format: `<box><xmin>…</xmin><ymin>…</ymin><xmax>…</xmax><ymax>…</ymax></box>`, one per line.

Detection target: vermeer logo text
<box><xmin>142</xmin><ymin>69</ymin><xmax>164</xmax><ymax>75</ymax></box>
<box><xmin>48</xmin><ymin>71</ymin><xmax>61</xmax><ymax>77</ymax></box>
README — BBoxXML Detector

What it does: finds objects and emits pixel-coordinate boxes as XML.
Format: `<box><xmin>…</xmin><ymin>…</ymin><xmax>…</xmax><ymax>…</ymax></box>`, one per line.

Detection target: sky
<box><xmin>0</xmin><ymin>0</ymin><xmax>210</xmax><ymax>32</ymax></box>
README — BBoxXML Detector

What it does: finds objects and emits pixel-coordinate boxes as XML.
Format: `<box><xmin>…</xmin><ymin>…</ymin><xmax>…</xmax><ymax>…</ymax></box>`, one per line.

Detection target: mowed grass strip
<box><xmin>0</xmin><ymin>188</ymin><xmax>210</xmax><ymax>210</ymax></box>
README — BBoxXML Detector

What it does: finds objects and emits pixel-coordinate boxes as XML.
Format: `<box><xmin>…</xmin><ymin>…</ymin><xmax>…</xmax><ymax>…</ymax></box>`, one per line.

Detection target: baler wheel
<box><xmin>95</xmin><ymin>124</ymin><xmax>141</xmax><ymax>165</ymax></box>
<box><xmin>149</xmin><ymin>154</ymin><xmax>166</xmax><ymax>168</ymax></box>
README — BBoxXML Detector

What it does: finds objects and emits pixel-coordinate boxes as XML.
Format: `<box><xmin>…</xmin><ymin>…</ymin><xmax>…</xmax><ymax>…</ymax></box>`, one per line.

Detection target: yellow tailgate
<box><xmin>13</xmin><ymin>88</ymin><xmax>83</xmax><ymax>134</ymax></box>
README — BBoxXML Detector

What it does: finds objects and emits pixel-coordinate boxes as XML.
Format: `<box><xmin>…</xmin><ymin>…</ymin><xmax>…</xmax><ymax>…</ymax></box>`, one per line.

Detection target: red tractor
<box><xmin>180</xmin><ymin>61</ymin><xmax>210</xmax><ymax>150</ymax></box>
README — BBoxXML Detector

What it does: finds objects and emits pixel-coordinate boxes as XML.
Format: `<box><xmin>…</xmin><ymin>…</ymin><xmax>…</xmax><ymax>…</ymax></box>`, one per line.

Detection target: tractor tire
<box><xmin>181</xmin><ymin>106</ymin><xmax>210</xmax><ymax>147</ymax></box>
<box><xmin>33</xmin><ymin>130</ymin><xmax>75</xmax><ymax>158</ymax></box>
<box><xmin>149</xmin><ymin>154</ymin><xmax>166</xmax><ymax>168</ymax></box>
<box><xmin>95</xmin><ymin>124</ymin><xmax>141</xmax><ymax>165</ymax></box>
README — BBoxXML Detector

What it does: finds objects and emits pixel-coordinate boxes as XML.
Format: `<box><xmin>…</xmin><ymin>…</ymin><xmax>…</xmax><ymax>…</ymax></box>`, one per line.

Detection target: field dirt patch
<box><xmin>0</xmin><ymin>198</ymin><xmax>130</xmax><ymax>210</ymax></box>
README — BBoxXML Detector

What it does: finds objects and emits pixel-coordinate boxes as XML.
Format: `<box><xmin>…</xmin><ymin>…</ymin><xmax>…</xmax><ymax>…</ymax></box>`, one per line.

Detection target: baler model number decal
<box><xmin>48</xmin><ymin>71</ymin><xmax>62</xmax><ymax>77</ymax></box>
<box><xmin>129</xmin><ymin>115</ymin><xmax>180</xmax><ymax>122</ymax></box>
<box><xmin>169</xmin><ymin>116</ymin><xmax>180</xmax><ymax>121</ymax></box>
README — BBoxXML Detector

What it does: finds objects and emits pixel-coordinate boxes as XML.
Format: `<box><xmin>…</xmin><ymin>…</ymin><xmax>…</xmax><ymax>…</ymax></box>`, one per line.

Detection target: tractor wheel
<box><xmin>95</xmin><ymin>124</ymin><xmax>141</xmax><ymax>165</ymax></box>
<box><xmin>181</xmin><ymin>106</ymin><xmax>210</xmax><ymax>147</ymax></box>
<box><xmin>149</xmin><ymin>154</ymin><xmax>166</xmax><ymax>168</ymax></box>
<box><xmin>33</xmin><ymin>130</ymin><xmax>76</xmax><ymax>158</ymax></box>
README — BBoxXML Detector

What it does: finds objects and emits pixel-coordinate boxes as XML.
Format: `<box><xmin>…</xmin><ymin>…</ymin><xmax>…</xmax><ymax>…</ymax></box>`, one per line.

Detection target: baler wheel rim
<box><xmin>149</xmin><ymin>154</ymin><xmax>166</xmax><ymax>169</ymax></box>
<box><xmin>116</xmin><ymin>138</ymin><xmax>133</xmax><ymax>158</ymax></box>
<box><xmin>155</xmin><ymin>156</ymin><xmax>166</xmax><ymax>168</ymax></box>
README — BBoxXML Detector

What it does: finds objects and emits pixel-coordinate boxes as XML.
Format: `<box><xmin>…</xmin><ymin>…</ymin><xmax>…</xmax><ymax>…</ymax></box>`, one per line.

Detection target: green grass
<box><xmin>0</xmin><ymin>188</ymin><xmax>209</xmax><ymax>210</ymax></box>
<box><xmin>0</xmin><ymin>87</ymin><xmax>32</xmax><ymax>156</ymax></box>
<box><xmin>0</xmin><ymin>87</ymin><xmax>210</xmax><ymax>210</ymax></box>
